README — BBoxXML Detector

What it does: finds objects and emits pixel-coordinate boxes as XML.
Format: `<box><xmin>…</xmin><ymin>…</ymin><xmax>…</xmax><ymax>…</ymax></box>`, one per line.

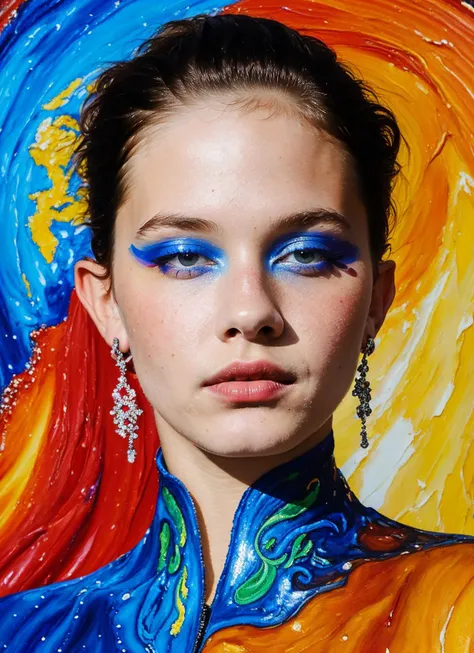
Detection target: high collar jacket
<box><xmin>1</xmin><ymin>430</ymin><xmax>474</xmax><ymax>652</ymax></box>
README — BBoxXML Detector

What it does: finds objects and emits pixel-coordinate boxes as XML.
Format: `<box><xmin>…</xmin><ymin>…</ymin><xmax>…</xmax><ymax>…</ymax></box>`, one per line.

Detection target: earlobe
<box><xmin>74</xmin><ymin>258</ymin><xmax>129</xmax><ymax>351</ymax></box>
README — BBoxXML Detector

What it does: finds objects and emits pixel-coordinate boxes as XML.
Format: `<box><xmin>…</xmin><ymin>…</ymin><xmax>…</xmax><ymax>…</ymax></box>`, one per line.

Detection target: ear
<box><xmin>74</xmin><ymin>258</ymin><xmax>130</xmax><ymax>353</ymax></box>
<box><xmin>365</xmin><ymin>259</ymin><xmax>396</xmax><ymax>341</ymax></box>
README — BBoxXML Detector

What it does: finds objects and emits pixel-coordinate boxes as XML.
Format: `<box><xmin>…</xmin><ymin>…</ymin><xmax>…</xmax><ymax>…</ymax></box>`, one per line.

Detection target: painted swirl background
<box><xmin>0</xmin><ymin>0</ymin><xmax>473</xmax><ymax>596</ymax></box>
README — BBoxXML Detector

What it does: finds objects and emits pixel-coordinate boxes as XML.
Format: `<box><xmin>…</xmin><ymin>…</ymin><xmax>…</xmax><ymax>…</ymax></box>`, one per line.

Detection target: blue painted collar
<box><xmin>1</xmin><ymin>429</ymin><xmax>464</xmax><ymax>653</ymax></box>
<box><xmin>154</xmin><ymin>429</ymin><xmax>360</xmax><ymax>639</ymax></box>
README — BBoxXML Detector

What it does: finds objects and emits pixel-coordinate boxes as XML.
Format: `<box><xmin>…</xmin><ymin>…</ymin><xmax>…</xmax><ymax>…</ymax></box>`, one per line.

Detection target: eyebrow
<box><xmin>135</xmin><ymin>208</ymin><xmax>352</xmax><ymax>239</ymax></box>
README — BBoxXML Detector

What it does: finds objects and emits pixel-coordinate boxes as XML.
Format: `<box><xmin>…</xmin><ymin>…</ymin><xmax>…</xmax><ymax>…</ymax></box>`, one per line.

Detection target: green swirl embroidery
<box><xmin>163</xmin><ymin>486</ymin><xmax>187</xmax><ymax>547</ymax></box>
<box><xmin>158</xmin><ymin>488</ymin><xmax>187</xmax><ymax>575</ymax></box>
<box><xmin>158</xmin><ymin>521</ymin><xmax>171</xmax><ymax>572</ymax></box>
<box><xmin>235</xmin><ymin>477</ymin><xmax>321</xmax><ymax>605</ymax></box>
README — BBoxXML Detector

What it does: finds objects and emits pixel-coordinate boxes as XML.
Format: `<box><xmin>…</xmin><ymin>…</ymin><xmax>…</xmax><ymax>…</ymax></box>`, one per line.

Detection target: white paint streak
<box><xmin>439</xmin><ymin>605</ymin><xmax>454</xmax><ymax>652</ymax></box>
<box><xmin>433</xmin><ymin>382</ymin><xmax>454</xmax><ymax>417</ymax></box>
<box><xmin>342</xmin><ymin>418</ymin><xmax>417</xmax><ymax>509</ymax></box>
<box><xmin>438</xmin><ymin>60</ymin><xmax>474</xmax><ymax>100</ymax></box>
<box><xmin>415</xmin><ymin>81</ymin><xmax>429</xmax><ymax>95</ymax></box>
<box><xmin>459</xmin><ymin>172</ymin><xmax>474</xmax><ymax>194</ymax></box>
<box><xmin>457</xmin><ymin>314</ymin><xmax>473</xmax><ymax>338</ymax></box>
<box><xmin>453</xmin><ymin>172</ymin><xmax>474</xmax><ymax>205</ymax></box>
<box><xmin>414</xmin><ymin>30</ymin><xmax>453</xmax><ymax>48</ymax></box>
<box><xmin>402</xmin><ymin>320</ymin><xmax>411</xmax><ymax>333</ymax></box>
<box><xmin>409</xmin><ymin>489</ymin><xmax>436</xmax><ymax>515</ymax></box>
<box><xmin>372</xmin><ymin>272</ymin><xmax>450</xmax><ymax>412</ymax></box>
<box><xmin>34</xmin><ymin>260</ymin><xmax>46</xmax><ymax>287</ymax></box>
<box><xmin>461</xmin><ymin>1</ymin><xmax>474</xmax><ymax>14</ymax></box>
<box><xmin>339</xmin><ymin>442</ymin><xmax>367</xmax><ymax>480</ymax></box>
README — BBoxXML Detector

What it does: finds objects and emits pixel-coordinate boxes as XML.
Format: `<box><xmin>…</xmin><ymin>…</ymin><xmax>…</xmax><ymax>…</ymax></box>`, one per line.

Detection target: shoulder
<box><xmin>365</xmin><ymin>509</ymin><xmax>474</xmax><ymax>590</ymax></box>
<box><xmin>382</xmin><ymin>541</ymin><xmax>474</xmax><ymax>646</ymax></box>
<box><xmin>0</xmin><ymin>527</ymin><xmax>159</xmax><ymax>651</ymax></box>
<box><xmin>0</xmin><ymin>574</ymin><xmax>113</xmax><ymax>651</ymax></box>
<box><xmin>0</xmin><ymin>521</ymin><xmax>160</xmax><ymax>649</ymax></box>
<box><xmin>351</xmin><ymin>508</ymin><xmax>474</xmax><ymax>641</ymax></box>
<box><xmin>324</xmin><ymin>539</ymin><xmax>474</xmax><ymax>650</ymax></box>
<box><xmin>345</xmin><ymin>534</ymin><xmax>474</xmax><ymax>597</ymax></box>
<box><xmin>399</xmin><ymin>539</ymin><xmax>474</xmax><ymax>592</ymax></box>
<box><xmin>0</xmin><ymin>537</ymin><xmax>148</xmax><ymax>652</ymax></box>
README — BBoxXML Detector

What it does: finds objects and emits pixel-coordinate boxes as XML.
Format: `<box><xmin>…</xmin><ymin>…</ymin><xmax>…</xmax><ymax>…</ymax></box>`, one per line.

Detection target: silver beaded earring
<box><xmin>110</xmin><ymin>337</ymin><xmax>142</xmax><ymax>463</ymax></box>
<box><xmin>352</xmin><ymin>336</ymin><xmax>375</xmax><ymax>449</ymax></box>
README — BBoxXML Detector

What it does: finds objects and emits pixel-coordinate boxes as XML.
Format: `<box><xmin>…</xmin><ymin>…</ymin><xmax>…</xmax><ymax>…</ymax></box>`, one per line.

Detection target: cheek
<box><xmin>288</xmin><ymin>276</ymin><xmax>370</xmax><ymax>359</ymax></box>
<box><xmin>333</xmin><ymin>288</ymin><xmax>370</xmax><ymax>331</ymax></box>
<box><xmin>117</xmin><ymin>275</ymin><xmax>209</xmax><ymax>373</ymax></box>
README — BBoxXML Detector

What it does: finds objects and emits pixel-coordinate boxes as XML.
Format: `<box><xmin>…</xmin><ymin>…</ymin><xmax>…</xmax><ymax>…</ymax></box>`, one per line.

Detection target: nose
<box><xmin>215</xmin><ymin>262</ymin><xmax>285</xmax><ymax>343</ymax></box>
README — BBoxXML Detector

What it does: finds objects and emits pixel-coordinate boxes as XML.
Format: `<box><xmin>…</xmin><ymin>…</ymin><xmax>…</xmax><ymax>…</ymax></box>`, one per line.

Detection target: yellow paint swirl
<box><xmin>170</xmin><ymin>565</ymin><xmax>189</xmax><ymax>636</ymax></box>
<box><xmin>42</xmin><ymin>78</ymin><xmax>82</xmax><ymax>110</ymax></box>
<box><xmin>27</xmin><ymin>83</ymin><xmax>87</xmax><ymax>264</ymax></box>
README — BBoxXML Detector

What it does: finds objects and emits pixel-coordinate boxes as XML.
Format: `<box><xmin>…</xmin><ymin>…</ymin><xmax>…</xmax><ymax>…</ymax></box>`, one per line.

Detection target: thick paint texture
<box><xmin>1</xmin><ymin>432</ymin><xmax>473</xmax><ymax>651</ymax></box>
<box><xmin>0</xmin><ymin>1</ymin><xmax>473</xmax><ymax>647</ymax></box>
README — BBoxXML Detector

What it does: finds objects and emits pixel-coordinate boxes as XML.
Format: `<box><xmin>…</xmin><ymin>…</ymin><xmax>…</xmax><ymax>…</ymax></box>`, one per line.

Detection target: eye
<box><xmin>154</xmin><ymin>251</ymin><xmax>216</xmax><ymax>278</ymax></box>
<box><xmin>174</xmin><ymin>252</ymin><xmax>201</xmax><ymax>266</ymax></box>
<box><xmin>273</xmin><ymin>246</ymin><xmax>334</xmax><ymax>274</ymax></box>
<box><xmin>129</xmin><ymin>240</ymin><xmax>225</xmax><ymax>279</ymax></box>
<box><xmin>267</xmin><ymin>232</ymin><xmax>359</xmax><ymax>276</ymax></box>
<box><xmin>289</xmin><ymin>249</ymin><xmax>327</xmax><ymax>265</ymax></box>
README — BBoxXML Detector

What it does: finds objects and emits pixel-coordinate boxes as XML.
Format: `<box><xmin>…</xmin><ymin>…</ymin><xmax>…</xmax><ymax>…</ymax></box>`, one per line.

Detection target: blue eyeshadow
<box><xmin>129</xmin><ymin>238</ymin><xmax>226</xmax><ymax>277</ymax></box>
<box><xmin>129</xmin><ymin>232</ymin><xmax>359</xmax><ymax>279</ymax></box>
<box><xmin>266</xmin><ymin>232</ymin><xmax>360</xmax><ymax>273</ymax></box>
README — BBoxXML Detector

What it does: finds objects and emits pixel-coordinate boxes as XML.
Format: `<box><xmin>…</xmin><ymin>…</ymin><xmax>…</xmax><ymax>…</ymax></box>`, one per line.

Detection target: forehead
<box><xmin>117</xmin><ymin>99</ymin><xmax>367</xmax><ymax>240</ymax></box>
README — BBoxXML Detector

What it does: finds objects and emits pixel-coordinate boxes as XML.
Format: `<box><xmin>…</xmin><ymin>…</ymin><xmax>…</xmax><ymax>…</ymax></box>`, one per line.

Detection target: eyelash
<box><xmin>153</xmin><ymin>250</ymin><xmax>218</xmax><ymax>278</ymax></box>
<box><xmin>270</xmin><ymin>245</ymin><xmax>344</xmax><ymax>276</ymax></box>
<box><xmin>151</xmin><ymin>244</ymin><xmax>344</xmax><ymax>279</ymax></box>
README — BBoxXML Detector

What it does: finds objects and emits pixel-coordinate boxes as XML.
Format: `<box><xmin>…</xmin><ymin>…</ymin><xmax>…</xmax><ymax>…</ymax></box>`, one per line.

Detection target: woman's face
<box><xmin>81</xmin><ymin>95</ymin><xmax>394</xmax><ymax>458</ymax></box>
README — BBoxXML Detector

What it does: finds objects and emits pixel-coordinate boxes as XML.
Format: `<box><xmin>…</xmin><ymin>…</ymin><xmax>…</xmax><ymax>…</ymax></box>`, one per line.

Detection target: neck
<box><xmin>157</xmin><ymin>419</ymin><xmax>333</xmax><ymax>603</ymax></box>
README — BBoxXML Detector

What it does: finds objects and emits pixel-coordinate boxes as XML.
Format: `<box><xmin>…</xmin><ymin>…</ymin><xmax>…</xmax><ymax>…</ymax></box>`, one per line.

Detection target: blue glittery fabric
<box><xmin>1</xmin><ymin>430</ymin><xmax>473</xmax><ymax>652</ymax></box>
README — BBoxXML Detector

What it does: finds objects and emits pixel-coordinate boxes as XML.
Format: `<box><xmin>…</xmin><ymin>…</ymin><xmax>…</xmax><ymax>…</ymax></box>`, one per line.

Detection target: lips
<box><xmin>202</xmin><ymin>360</ymin><xmax>296</xmax><ymax>387</ymax></box>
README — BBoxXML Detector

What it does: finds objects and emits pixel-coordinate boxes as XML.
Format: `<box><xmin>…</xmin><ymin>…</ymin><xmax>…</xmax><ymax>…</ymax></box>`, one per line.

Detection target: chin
<box><xmin>196</xmin><ymin>425</ymin><xmax>304</xmax><ymax>459</ymax></box>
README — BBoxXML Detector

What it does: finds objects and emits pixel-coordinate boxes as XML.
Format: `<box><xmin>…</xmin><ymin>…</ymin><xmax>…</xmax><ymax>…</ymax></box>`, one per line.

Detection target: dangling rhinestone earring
<box><xmin>110</xmin><ymin>337</ymin><xmax>143</xmax><ymax>463</ymax></box>
<box><xmin>352</xmin><ymin>336</ymin><xmax>375</xmax><ymax>449</ymax></box>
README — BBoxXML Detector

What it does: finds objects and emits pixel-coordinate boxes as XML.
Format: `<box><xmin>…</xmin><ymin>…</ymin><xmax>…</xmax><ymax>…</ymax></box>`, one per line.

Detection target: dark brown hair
<box><xmin>74</xmin><ymin>13</ymin><xmax>401</xmax><ymax>278</ymax></box>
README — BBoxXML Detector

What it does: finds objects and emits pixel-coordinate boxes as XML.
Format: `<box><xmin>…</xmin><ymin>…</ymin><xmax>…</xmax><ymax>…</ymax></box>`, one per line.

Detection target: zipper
<box><xmin>192</xmin><ymin>602</ymin><xmax>211</xmax><ymax>653</ymax></box>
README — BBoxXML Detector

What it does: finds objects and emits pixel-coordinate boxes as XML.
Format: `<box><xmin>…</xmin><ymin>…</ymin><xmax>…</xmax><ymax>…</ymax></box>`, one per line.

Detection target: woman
<box><xmin>1</xmin><ymin>12</ymin><xmax>473</xmax><ymax>652</ymax></box>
